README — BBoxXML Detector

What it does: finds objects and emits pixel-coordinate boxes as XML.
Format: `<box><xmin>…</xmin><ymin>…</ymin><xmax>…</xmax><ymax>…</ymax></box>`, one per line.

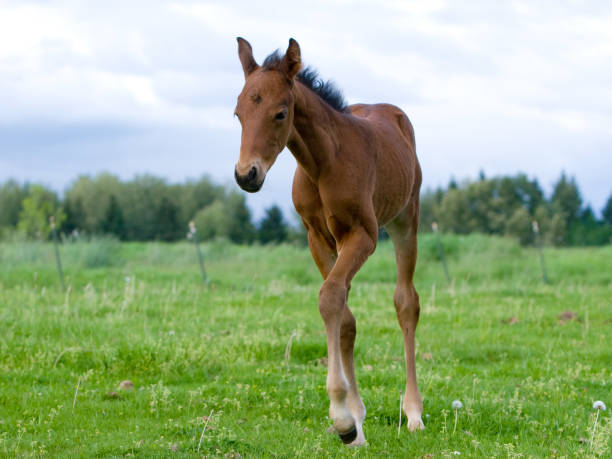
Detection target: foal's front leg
<box><xmin>339</xmin><ymin>305</ymin><xmax>367</xmax><ymax>444</ymax></box>
<box><xmin>307</xmin><ymin>229</ymin><xmax>367</xmax><ymax>445</ymax></box>
<box><xmin>318</xmin><ymin>226</ymin><xmax>374</xmax><ymax>444</ymax></box>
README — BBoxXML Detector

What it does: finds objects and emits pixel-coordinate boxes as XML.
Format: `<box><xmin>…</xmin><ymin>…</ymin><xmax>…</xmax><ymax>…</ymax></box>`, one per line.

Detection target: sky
<box><xmin>1</xmin><ymin>0</ymin><xmax>611</xmax><ymax>220</ymax></box>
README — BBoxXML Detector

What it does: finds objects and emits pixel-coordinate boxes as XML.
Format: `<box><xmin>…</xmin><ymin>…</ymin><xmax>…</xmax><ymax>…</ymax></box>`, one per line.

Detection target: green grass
<box><xmin>0</xmin><ymin>234</ymin><xmax>610</xmax><ymax>457</ymax></box>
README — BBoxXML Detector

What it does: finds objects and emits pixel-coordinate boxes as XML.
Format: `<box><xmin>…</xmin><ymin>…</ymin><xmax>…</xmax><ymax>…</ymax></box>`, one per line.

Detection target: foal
<box><xmin>233</xmin><ymin>38</ymin><xmax>424</xmax><ymax>445</ymax></box>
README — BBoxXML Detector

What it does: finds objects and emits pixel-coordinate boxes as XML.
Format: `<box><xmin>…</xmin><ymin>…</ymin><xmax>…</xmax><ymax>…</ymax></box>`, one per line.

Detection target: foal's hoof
<box><xmin>406</xmin><ymin>415</ymin><xmax>425</xmax><ymax>432</ymax></box>
<box><xmin>338</xmin><ymin>426</ymin><xmax>358</xmax><ymax>444</ymax></box>
<box><xmin>347</xmin><ymin>426</ymin><xmax>366</xmax><ymax>447</ymax></box>
<box><xmin>328</xmin><ymin>425</ymin><xmax>366</xmax><ymax>446</ymax></box>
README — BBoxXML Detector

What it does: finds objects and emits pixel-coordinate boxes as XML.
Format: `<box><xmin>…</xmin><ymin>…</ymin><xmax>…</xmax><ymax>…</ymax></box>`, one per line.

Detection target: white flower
<box><xmin>168</xmin><ymin>330</ymin><xmax>175</xmax><ymax>336</ymax></box>
<box><xmin>593</xmin><ymin>401</ymin><xmax>606</xmax><ymax>411</ymax></box>
<box><xmin>451</xmin><ymin>451</ymin><xmax>461</xmax><ymax>455</ymax></box>
<box><xmin>452</xmin><ymin>400</ymin><xmax>463</xmax><ymax>410</ymax></box>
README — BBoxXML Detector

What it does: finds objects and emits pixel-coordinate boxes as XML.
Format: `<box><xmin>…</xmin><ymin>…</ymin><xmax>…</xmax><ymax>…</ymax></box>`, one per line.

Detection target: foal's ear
<box><xmin>281</xmin><ymin>38</ymin><xmax>301</xmax><ymax>80</ymax></box>
<box><xmin>237</xmin><ymin>37</ymin><xmax>258</xmax><ymax>78</ymax></box>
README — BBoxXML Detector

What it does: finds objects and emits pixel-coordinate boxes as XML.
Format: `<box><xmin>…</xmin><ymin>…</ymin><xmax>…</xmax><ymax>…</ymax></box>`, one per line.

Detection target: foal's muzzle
<box><xmin>234</xmin><ymin>165</ymin><xmax>264</xmax><ymax>192</ymax></box>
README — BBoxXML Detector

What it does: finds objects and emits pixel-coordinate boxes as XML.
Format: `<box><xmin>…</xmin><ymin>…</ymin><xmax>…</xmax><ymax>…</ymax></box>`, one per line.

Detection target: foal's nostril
<box><xmin>235</xmin><ymin>165</ymin><xmax>263</xmax><ymax>192</ymax></box>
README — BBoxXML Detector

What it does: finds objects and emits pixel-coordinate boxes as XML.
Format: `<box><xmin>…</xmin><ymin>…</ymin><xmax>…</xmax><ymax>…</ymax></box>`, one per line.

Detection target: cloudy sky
<box><xmin>1</xmin><ymin>0</ymin><xmax>611</xmax><ymax>219</ymax></box>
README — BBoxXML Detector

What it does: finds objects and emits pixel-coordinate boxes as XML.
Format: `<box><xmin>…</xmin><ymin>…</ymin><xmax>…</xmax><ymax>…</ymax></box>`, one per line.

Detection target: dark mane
<box><xmin>262</xmin><ymin>50</ymin><xmax>348</xmax><ymax>112</ymax></box>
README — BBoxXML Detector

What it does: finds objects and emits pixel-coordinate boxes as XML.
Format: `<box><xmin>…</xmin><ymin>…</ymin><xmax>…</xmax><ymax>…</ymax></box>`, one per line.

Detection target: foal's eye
<box><xmin>275</xmin><ymin>111</ymin><xmax>287</xmax><ymax>121</ymax></box>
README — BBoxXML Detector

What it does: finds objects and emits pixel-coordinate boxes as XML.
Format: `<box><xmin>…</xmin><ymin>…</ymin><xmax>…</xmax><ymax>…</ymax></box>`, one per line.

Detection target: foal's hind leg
<box><xmin>386</xmin><ymin>204</ymin><xmax>425</xmax><ymax>431</ymax></box>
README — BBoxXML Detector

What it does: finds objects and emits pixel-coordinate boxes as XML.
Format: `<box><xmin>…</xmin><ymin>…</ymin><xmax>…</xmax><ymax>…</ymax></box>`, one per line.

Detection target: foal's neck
<box><xmin>287</xmin><ymin>82</ymin><xmax>346</xmax><ymax>182</ymax></box>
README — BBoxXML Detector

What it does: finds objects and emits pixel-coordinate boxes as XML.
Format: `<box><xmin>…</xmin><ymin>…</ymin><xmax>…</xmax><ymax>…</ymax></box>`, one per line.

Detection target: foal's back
<box><xmin>348</xmin><ymin>103</ymin><xmax>421</xmax><ymax>227</ymax></box>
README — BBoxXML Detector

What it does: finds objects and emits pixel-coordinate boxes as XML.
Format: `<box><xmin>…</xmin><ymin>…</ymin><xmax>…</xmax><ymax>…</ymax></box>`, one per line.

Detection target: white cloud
<box><xmin>0</xmin><ymin>0</ymin><xmax>611</xmax><ymax>216</ymax></box>
<box><xmin>0</xmin><ymin>4</ymin><xmax>90</xmax><ymax>60</ymax></box>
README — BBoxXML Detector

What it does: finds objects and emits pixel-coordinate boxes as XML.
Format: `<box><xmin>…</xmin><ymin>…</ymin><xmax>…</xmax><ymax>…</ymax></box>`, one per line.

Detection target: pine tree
<box><xmin>568</xmin><ymin>206</ymin><xmax>600</xmax><ymax>245</ymax></box>
<box><xmin>0</xmin><ymin>180</ymin><xmax>28</xmax><ymax>228</ymax></box>
<box><xmin>226</xmin><ymin>192</ymin><xmax>256</xmax><ymax>244</ymax></box>
<box><xmin>551</xmin><ymin>172</ymin><xmax>582</xmax><ymax>226</ymax></box>
<box><xmin>602</xmin><ymin>192</ymin><xmax>612</xmax><ymax>225</ymax></box>
<box><xmin>64</xmin><ymin>197</ymin><xmax>86</xmax><ymax>234</ymax></box>
<box><xmin>549</xmin><ymin>172</ymin><xmax>583</xmax><ymax>245</ymax></box>
<box><xmin>258</xmin><ymin>205</ymin><xmax>288</xmax><ymax>244</ymax></box>
<box><xmin>156</xmin><ymin>196</ymin><xmax>180</xmax><ymax>241</ymax></box>
<box><xmin>101</xmin><ymin>195</ymin><xmax>126</xmax><ymax>240</ymax></box>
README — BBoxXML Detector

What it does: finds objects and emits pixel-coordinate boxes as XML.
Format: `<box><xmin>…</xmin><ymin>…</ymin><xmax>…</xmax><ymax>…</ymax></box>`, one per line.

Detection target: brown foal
<box><xmin>233</xmin><ymin>38</ymin><xmax>424</xmax><ymax>445</ymax></box>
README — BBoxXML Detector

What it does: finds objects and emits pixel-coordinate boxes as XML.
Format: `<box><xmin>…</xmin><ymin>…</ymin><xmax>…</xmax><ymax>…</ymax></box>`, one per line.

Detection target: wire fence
<box><xmin>6</xmin><ymin>217</ymin><xmax>558</xmax><ymax>294</ymax></box>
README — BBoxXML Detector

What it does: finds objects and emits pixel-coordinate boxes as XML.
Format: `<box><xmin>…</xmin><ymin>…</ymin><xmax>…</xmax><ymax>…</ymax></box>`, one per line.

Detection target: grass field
<box><xmin>0</xmin><ymin>235</ymin><xmax>610</xmax><ymax>457</ymax></box>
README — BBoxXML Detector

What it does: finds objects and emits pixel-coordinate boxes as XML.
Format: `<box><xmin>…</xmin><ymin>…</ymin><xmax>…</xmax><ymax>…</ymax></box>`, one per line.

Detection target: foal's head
<box><xmin>234</xmin><ymin>38</ymin><xmax>301</xmax><ymax>192</ymax></box>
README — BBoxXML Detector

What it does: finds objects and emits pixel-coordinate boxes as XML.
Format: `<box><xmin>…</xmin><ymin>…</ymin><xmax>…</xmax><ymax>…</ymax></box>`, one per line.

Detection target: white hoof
<box><xmin>406</xmin><ymin>414</ymin><xmax>425</xmax><ymax>432</ymax></box>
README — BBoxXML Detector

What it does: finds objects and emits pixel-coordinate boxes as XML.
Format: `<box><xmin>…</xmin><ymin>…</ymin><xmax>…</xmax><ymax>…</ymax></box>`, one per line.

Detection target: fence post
<box><xmin>432</xmin><ymin>222</ymin><xmax>451</xmax><ymax>284</ymax></box>
<box><xmin>532</xmin><ymin>220</ymin><xmax>549</xmax><ymax>284</ymax></box>
<box><xmin>188</xmin><ymin>221</ymin><xmax>208</xmax><ymax>285</ymax></box>
<box><xmin>50</xmin><ymin>216</ymin><xmax>66</xmax><ymax>292</ymax></box>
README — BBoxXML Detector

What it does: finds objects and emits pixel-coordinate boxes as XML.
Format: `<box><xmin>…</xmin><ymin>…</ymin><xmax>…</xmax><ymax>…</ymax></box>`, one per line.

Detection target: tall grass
<box><xmin>0</xmin><ymin>235</ymin><xmax>610</xmax><ymax>457</ymax></box>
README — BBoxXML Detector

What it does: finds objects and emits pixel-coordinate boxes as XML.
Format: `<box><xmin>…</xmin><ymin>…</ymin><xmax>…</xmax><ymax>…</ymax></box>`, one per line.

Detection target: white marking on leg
<box><xmin>326</xmin><ymin>356</ymin><xmax>353</xmax><ymax>433</ymax></box>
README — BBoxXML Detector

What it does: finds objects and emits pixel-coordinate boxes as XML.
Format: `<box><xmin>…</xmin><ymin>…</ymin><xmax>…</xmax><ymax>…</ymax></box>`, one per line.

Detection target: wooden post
<box><xmin>188</xmin><ymin>221</ymin><xmax>208</xmax><ymax>285</ymax></box>
<box><xmin>432</xmin><ymin>222</ymin><xmax>451</xmax><ymax>284</ymax></box>
<box><xmin>532</xmin><ymin>221</ymin><xmax>549</xmax><ymax>284</ymax></box>
<box><xmin>50</xmin><ymin>216</ymin><xmax>66</xmax><ymax>291</ymax></box>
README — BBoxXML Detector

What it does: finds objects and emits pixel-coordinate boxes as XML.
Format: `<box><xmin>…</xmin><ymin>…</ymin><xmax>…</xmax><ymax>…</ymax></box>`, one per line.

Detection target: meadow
<box><xmin>0</xmin><ymin>234</ymin><xmax>610</xmax><ymax>458</ymax></box>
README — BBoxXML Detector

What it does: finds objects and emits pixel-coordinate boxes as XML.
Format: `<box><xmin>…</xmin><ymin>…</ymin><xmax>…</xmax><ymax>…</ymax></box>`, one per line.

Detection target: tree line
<box><xmin>1</xmin><ymin>171</ymin><xmax>611</xmax><ymax>246</ymax></box>
<box><xmin>0</xmin><ymin>174</ymin><xmax>299</xmax><ymax>244</ymax></box>
<box><xmin>419</xmin><ymin>172</ymin><xmax>612</xmax><ymax>246</ymax></box>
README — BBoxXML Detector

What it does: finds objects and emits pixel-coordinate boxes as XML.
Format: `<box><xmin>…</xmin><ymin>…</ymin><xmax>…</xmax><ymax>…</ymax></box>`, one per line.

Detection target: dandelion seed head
<box><xmin>593</xmin><ymin>400</ymin><xmax>606</xmax><ymax>411</ymax></box>
<box><xmin>452</xmin><ymin>400</ymin><xmax>463</xmax><ymax>410</ymax></box>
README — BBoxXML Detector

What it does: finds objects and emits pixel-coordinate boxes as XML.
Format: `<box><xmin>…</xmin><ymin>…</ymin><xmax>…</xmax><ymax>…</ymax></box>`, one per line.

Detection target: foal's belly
<box><xmin>372</xmin><ymin>145</ymin><xmax>417</xmax><ymax>226</ymax></box>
